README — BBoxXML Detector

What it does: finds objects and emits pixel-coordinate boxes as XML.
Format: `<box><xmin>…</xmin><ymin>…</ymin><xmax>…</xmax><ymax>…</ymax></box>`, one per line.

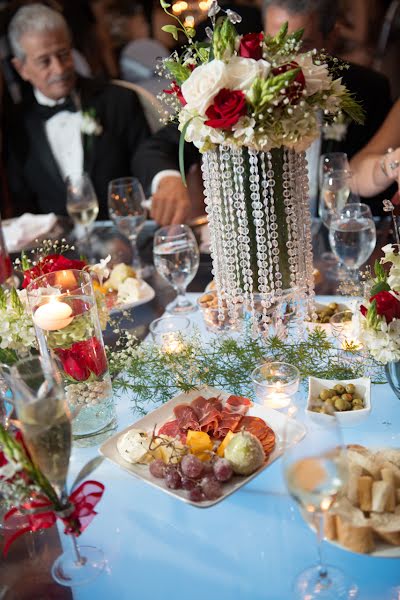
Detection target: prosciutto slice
<box><xmin>173</xmin><ymin>404</ymin><xmax>200</xmax><ymax>432</ymax></box>
<box><xmin>214</xmin><ymin>395</ymin><xmax>252</xmax><ymax>439</ymax></box>
<box><xmin>191</xmin><ymin>396</ymin><xmax>223</xmax><ymax>435</ymax></box>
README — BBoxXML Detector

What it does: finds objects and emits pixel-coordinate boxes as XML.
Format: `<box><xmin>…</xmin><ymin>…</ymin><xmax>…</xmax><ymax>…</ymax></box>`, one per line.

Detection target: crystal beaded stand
<box><xmin>201</xmin><ymin>145</ymin><xmax>315</xmax><ymax>335</ymax></box>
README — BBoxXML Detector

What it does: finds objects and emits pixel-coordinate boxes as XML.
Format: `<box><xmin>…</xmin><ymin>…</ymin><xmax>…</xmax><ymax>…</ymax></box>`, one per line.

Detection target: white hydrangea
<box><xmin>0</xmin><ymin>290</ymin><xmax>36</xmax><ymax>354</ymax></box>
<box><xmin>352</xmin><ymin>308</ymin><xmax>400</xmax><ymax>364</ymax></box>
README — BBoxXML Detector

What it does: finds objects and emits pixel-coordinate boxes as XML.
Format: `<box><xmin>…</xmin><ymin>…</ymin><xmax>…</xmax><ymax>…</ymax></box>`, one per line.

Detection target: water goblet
<box><xmin>153</xmin><ymin>224</ymin><xmax>200</xmax><ymax>314</ymax></box>
<box><xmin>66</xmin><ymin>172</ymin><xmax>99</xmax><ymax>254</ymax></box>
<box><xmin>108</xmin><ymin>177</ymin><xmax>147</xmax><ymax>275</ymax></box>
<box><xmin>9</xmin><ymin>355</ymin><xmax>105</xmax><ymax>586</ymax></box>
<box><xmin>329</xmin><ymin>203</ymin><xmax>376</xmax><ymax>288</ymax></box>
<box><xmin>282</xmin><ymin>410</ymin><xmax>357</xmax><ymax>599</ymax></box>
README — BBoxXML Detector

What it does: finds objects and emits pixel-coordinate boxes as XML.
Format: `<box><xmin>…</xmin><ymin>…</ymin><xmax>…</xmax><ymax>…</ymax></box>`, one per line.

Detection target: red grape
<box><xmin>181</xmin><ymin>476</ymin><xmax>196</xmax><ymax>490</ymax></box>
<box><xmin>164</xmin><ymin>466</ymin><xmax>182</xmax><ymax>489</ymax></box>
<box><xmin>181</xmin><ymin>454</ymin><xmax>204</xmax><ymax>478</ymax></box>
<box><xmin>213</xmin><ymin>458</ymin><xmax>233</xmax><ymax>482</ymax></box>
<box><xmin>201</xmin><ymin>475</ymin><xmax>223</xmax><ymax>500</ymax></box>
<box><xmin>149</xmin><ymin>459</ymin><xmax>165</xmax><ymax>479</ymax></box>
<box><xmin>188</xmin><ymin>487</ymin><xmax>204</xmax><ymax>502</ymax></box>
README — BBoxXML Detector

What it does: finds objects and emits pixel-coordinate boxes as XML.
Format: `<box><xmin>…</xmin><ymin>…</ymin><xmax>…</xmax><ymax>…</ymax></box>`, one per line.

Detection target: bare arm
<box><xmin>350</xmin><ymin>99</ymin><xmax>400</xmax><ymax>197</ymax></box>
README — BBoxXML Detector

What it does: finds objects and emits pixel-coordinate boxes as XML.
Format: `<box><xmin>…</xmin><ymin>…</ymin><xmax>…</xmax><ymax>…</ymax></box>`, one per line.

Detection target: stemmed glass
<box><xmin>319</xmin><ymin>152</ymin><xmax>350</xmax><ymax>190</ymax></box>
<box><xmin>108</xmin><ymin>177</ymin><xmax>147</xmax><ymax>276</ymax></box>
<box><xmin>153</xmin><ymin>224</ymin><xmax>200</xmax><ymax>314</ymax></box>
<box><xmin>329</xmin><ymin>203</ymin><xmax>377</xmax><ymax>286</ymax></box>
<box><xmin>282</xmin><ymin>411</ymin><xmax>356</xmax><ymax>599</ymax></box>
<box><xmin>66</xmin><ymin>172</ymin><xmax>99</xmax><ymax>255</ymax></box>
<box><xmin>9</xmin><ymin>356</ymin><xmax>105</xmax><ymax>586</ymax></box>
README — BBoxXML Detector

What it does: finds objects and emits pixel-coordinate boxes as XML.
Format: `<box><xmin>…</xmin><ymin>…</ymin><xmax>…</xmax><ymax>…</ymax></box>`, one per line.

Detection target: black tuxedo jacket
<box><xmin>134</xmin><ymin>63</ymin><xmax>392</xmax><ymax>214</ymax></box>
<box><xmin>4</xmin><ymin>77</ymin><xmax>150</xmax><ymax>219</ymax></box>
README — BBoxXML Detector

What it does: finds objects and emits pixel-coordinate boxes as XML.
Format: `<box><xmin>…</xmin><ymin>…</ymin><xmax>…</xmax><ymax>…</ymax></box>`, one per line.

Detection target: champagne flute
<box><xmin>9</xmin><ymin>356</ymin><xmax>105</xmax><ymax>586</ymax></box>
<box><xmin>153</xmin><ymin>224</ymin><xmax>200</xmax><ymax>314</ymax></box>
<box><xmin>329</xmin><ymin>203</ymin><xmax>377</xmax><ymax>286</ymax></box>
<box><xmin>66</xmin><ymin>173</ymin><xmax>99</xmax><ymax>255</ymax></box>
<box><xmin>282</xmin><ymin>411</ymin><xmax>356</xmax><ymax>599</ymax></box>
<box><xmin>108</xmin><ymin>177</ymin><xmax>147</xmax><ymax>276</ymax></box>
<box><xmin>319</xmin><ymin>152</ymin><xmax>350</xmax><ymax>190</ymax></box>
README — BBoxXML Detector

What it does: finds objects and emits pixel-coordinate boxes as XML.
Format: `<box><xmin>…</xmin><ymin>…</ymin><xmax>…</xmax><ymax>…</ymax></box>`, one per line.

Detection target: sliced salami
<box><xmin>239</xmin><ymin>416</ymin><xmax>276</xmax><ymax>456</ymax></box>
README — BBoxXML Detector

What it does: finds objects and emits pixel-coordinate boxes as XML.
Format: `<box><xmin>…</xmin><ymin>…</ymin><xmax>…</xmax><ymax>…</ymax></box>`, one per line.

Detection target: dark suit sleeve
<box><xmin>132</xmin><ymin>123</ymin><xmax>200</xmax><ymax>195</ymax></box>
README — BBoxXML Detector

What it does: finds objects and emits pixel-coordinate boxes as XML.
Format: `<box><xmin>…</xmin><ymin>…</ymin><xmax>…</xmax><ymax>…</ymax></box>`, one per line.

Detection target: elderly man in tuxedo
<box><xmin>135</xmin><ymin>0</ymin><xmax>393</xmax><ymax>220</ymax></box>
<box><xmin>4</xmin><ymin>3</ymin><xmax>150</xmax><ymax>219</ymax></box>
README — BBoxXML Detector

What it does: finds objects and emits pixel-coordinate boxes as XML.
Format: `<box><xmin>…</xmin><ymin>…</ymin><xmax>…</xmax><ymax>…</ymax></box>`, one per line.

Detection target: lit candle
<box><xmin>162</xmin><ymin>333</ymin><xmax>184</xmax><ymax>354</ymax></box>
<box><xmin>263</xmin><ymin>382</ymin><xmax>291</xmax><ymax>409</ymax></box>
<box><xmin>54</xmin><ymin>269</ymin><xmax>77</xmax><ymax>289</ymax></box>
<box><xmin>34</xmin><ymin>299</ymin><xmax>74</xmax><ymax>331</ymax></box>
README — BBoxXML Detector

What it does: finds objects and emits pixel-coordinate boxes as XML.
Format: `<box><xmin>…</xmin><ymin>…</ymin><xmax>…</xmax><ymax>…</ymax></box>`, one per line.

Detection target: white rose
<box><xmin>181</xmin><ymin>60</ymin><xmax>228</xmax><ymax>115</ymax></box>
<box><xmin>226</xmin><ymin>56</ymin><xmax>271</xmax><ymax>91</ymax></box>
<box><xmin>297</xmin><ymin>54</ymin><xmax>331</xmax><ymax>96</ymax></box>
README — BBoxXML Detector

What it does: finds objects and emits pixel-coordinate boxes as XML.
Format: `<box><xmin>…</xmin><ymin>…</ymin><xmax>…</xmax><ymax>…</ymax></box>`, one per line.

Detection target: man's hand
<box><xmin>151</xmin><ymin>176</ymin><xmax>191</xmax><ymax>225</ymax></box>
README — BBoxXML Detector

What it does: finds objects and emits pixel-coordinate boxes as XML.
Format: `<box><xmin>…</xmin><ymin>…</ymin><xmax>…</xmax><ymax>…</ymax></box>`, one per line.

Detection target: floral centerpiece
<box><xmin>159</xmin><ymin>0</ymin><xmax>363</xmax><ymax>330</ymax></box>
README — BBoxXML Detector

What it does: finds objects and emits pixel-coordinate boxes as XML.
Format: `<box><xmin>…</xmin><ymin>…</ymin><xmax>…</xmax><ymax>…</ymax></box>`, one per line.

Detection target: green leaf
<box><xmin>164</xmin><ymin>60</ymin><xmax>191</xmax><ymax>85</ymax></box>
<box><xmin>21</xmin><ymin>251</ymin><xmax>30</xmax><ymax>271</ymax></box>
<box><xmin>0</xmin><ymin>287</ymin><xmax>6</xmax><ymax>310</ymax></box>
<box><xmin>370</xmin><ymin>280</ymin><xmax>390</xmax><ymax>296</ymax></box>
<box><xmin>213</xmin><ymin>16</ymin><xmax>237</xmax><ymax>60</ymax></box>
<box><xmin>161</xmin><ymin>24</ymin><xmax>179</xmax><ymax>41</ymax></box>
<box><xmin>160</xmin><ymin>0</ymin><xmax>171</xmax><ymax>8</ymax></box>
<box><xmin>185</xmin><ymin>27</ymin><xmax>196</xmax><ymax>39</ymax></box>
<box><xmin>366</xmin><ymin>299</ymin><xmax>380</xmax><ymax>329</ymax></box>
<box><xmin>10</xmin><ymin>287</ymin><xmax>23</xmax><ymax>316</ymax></box>
<box><xmin>340</xmin><ymin>91</ymin><xmax>365</xmax><ymax>125</ymax></box>
<box><xmin>374</xmin><ymin>259</ymin><xmax>387</xmax><ymax>282</ymax></box>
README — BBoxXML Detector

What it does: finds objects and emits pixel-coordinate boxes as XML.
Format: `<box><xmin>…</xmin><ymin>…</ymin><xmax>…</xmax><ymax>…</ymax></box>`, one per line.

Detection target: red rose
<box><xmin>271</xmin><ymin>61</ymin><xmax>305</xmax><ymax>104</ymax></box>
<box><xmin>22</xmin><ymin>255</ymin><xmax>87</xmax><ymax>288</ymax></box>
<box><xmin>55</xmin><ymin>336</ymin><xmax>107</xmax><ymax>381</ymax></box>
<box><xmin>205</xmin><ymin>88</ymin><xmax>247</xmax><ymax>130</ymax></box>
<box><xmin>239</xmin><ymin>33</ymin><xmax>264</xmax><ymax>60</ymax></box>
<box><xmin>369</xmin><ymin>291</ymin><xmax>400</xmax><ymax>323</ymax></box>
<box><xmin>360</xmin><ymin>305</ymin><xmax>367</xmax><ymax>317</ymax></box>
<box><xmin>163</xmin><ymin>81</ymin><xmax>187</xmax><ymax>106</ymax></box>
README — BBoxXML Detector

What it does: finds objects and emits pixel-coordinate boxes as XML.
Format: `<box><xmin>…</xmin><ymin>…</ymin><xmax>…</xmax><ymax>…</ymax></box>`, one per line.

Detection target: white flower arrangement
<box><xmin>353</xmin><ymin>244</ymin><xmax>400</xmax><ymax>364</ymax></box>
<box><xmin>0</xmin><ymin>287</ymin><xmax>37</xmax><ymax>363</ymax></box>
<box><xmin>158</xmin><ymin>0</ymin><xmax>363</xmax><ymax>154</ymax></box>
<box><xmin>81</xmin><ymin>109</ymin><xmax>103</xmax><ymax>137</ymax></box>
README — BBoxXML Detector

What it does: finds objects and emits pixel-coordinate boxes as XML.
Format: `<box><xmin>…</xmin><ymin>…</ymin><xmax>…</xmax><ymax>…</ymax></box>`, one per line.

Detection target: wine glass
<box><xmin>9</xmin><ymin>355</ymin><xmax>105</xmax><ymax>586</ymax></box>
<box><xmin>319</xmin><ymin>153</ymin><xmax>350</xmax><ymax>190</ymax></box>
<box><xmin>153</xmin><ymin>224</ymin><xmax>200</xmax><ymax>314</ymax></box>
<box><xmin>65</xmin><ymin>173</ymin><xmax>99</xmax><ymax>254</ymax></box>
<box><xmin>329</xmin><ymin>203</ymin><xmax>377</xmax><ymax>286</ymax></box>
<box><xmin>282</xmin><ymin>411</ymin><xmax>356</xmax><ymax>599</ymax></box>
<box><xmin>108</xmin><ymin>177</ymin><xmax>147</xmax><ymax>276</ymax></box>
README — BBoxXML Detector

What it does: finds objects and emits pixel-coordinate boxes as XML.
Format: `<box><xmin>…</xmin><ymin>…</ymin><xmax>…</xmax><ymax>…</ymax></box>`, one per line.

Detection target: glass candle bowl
<box><xmin>149</xmin><ymin>316</ymin><xmax>190</xmax><ymax>353</ymax></box>
<box><xmin>329</xmin><ymin>310</ymin><xmax>361</xmax><ymax>350</ymax></box>
<box><xmin>252</xmin><ymin>362</ymin><xmax>300</xmax><ymax>409</ymax></box>
<box><xmin>197</xmin><ymin>291</ymin><xmax>243</xmax><ymax>333</ymax></box>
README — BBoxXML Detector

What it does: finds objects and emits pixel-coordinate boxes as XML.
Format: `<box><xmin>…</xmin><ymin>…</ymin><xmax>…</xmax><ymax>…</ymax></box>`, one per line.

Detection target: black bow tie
<box><xmin>36</xmin><ymin>97</ymin><xmax>77</xmax><ymax>120</ymax></box>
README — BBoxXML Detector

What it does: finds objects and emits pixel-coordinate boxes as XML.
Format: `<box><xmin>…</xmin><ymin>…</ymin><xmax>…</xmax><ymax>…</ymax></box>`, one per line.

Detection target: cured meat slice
<box><xmin>173</xmin><ymin>404</ymin><xmax>200</xmax><ymax>432</ymax></box>
<box><xmin>214</xmin><ymin>396</ymin><xmax>252</xmax><ymax>439</ymax></box>
<box><xmin>158</xmin><ymin>419</ymin><xmax>181</xmax><ymax>438</ymax></box>
<box><xmin>191</xmin><ymin>396</ymin><xmax>223</xmax><ymax>435</ymax></box>
<box><xmin>239</xmin><ymin>416</ymin><xmax>276</xmax><ymax>456</ymax></box>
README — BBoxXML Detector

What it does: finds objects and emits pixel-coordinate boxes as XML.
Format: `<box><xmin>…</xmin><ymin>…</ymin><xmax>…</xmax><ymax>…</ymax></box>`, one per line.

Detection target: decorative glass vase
<box><xmin>385</xmin><ymin>361</ymin><xmax>400</xmax><ymax>399</ymax></box>
<box><xmin>201</xmin><ymin>145</ymin><xmax>315</xmax><ymax>331</ymax></box>
<box><xmin>26</xmin><ymin>270</ymin><xmax>115</xmax><ymax>438</ymax></box>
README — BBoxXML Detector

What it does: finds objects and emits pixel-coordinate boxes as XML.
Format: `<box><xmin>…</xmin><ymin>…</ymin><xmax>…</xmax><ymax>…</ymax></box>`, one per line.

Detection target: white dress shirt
<box><xmin>34</xmin><ymin>88</ymin><xmax>84</xmax><ymax>180</ymax></box>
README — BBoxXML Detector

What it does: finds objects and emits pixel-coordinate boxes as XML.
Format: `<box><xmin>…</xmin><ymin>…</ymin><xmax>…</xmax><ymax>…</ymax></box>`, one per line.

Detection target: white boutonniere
<box><xmin>81</xmin><ymin>108</ymin><xmax>103</xmax><ymax>137</ymax></box>
<box><xmin>322</xmin><ymin>113</ymin><xmax>349</xmax><ymax>142</ymax></box>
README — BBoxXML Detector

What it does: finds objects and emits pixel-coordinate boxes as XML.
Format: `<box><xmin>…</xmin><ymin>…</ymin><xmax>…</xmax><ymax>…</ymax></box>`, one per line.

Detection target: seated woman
<box><xmin>350</xmin><ymin>99</ymin><xmax>400</xmax><ymax>200</ymax></box>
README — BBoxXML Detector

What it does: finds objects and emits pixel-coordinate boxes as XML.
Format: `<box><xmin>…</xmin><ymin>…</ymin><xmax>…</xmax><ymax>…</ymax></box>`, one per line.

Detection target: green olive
<box><xmin>311</xmin><ymin>407</ymin><xmax>321</xmax><ymax>413</ymax></box>
<box><xmin>331</xmin><ymin>395</ymin><xmax>341</xmax><ymax>403</ymax></box>
<box><xmin>334</xmin><ymin>384</ymin><xmax>345</xmax><ymax>394</ymax></box>
<box><xmin>334</xmin><ymin>397</ymin><xmax>351</xmax><ymax>411</ymax></box>
<box><xmin>341</xmin><ymin>393</ymin><xmax>353</xmax><ymax>402</ymax></box>
<box><xmin>328</xmin><ymin>303</ymin><xmax>338</xmax><ymax>310</ymax></box>
<box><xmin>345</xmin><ymin>384</ymin><xmax>356</xmax><ymax>394</ymax></box>
<box><xmin>325</xmin><ymin>397</ymin><xmax>335</xmax><ymax>407</ymax></box>
<box><xmin>352</xmin><ymin>398</ymin><xmax>364</xmax><ymax>407</ymax></box>
<box><xmin>352</xmin><ymin>405</ymin><xmax>363</xmax><ymax>411</ymax></box>
<box><xmin>319</xmin><ymin>389</ymin><xmax>332</xmax><ymax>401</ymax></box>
<box><xmin>321</xmin><ymin>316</ymin><xmax>331</xmax><ymax>323</ymax></box>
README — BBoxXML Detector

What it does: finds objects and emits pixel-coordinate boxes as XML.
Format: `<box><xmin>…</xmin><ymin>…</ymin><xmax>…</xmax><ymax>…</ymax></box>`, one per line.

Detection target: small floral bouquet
<box><xmin>159</xmin><ymin>0</ymin><xmax>363</xmax><ymax>156</ymax></box>
<box><xmin>353</xmin><ymin>245</ymin><xmax>400</xmax><ymax>364</ymax></box>
<box><xmin>0</xmin><ymin>424</ymin><xmax>104</xmax><ymax>555</ymax></box>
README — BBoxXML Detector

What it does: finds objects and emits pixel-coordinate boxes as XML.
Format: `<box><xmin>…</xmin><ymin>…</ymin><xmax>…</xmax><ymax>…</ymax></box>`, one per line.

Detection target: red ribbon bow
<box><xmin>2</xmin><ymin>480</ymin><xmax>104</xmax><ymax>555</ymax></box>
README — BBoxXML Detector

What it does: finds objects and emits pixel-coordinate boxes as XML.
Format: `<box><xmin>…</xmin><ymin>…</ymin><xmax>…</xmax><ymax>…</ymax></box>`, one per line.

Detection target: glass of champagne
<box><xmin>153</xmin><ymin>224</ymin><xmax>200</xmax><ymax>314</ymax></box>
<box><xmin>108</xmin><ymin>177</ymin><xmax>147</xmax><ymax>276</ymax></box>
<box><xmin>319</xmin><ymin>152</ymin><xmax>350</xmax><ymax>190</ymax></box>
<box><xmin>282</xmin><ymin>411</ymin><xmax>356</xmax><ymax>599</ymax></box>
<box><xmin>329</xmin><ymin>203</ymin><xmax>377</xmax><ymax>285</ymax></box>
<box><xmin>66</xmin><ymin>172</ymin><xmax>99</xmax><ymax>254</ymax></box>
<box><xmin>9</xmin><ymin>356</ymin><xmax>105</xmax><ymax>586</ymax></box>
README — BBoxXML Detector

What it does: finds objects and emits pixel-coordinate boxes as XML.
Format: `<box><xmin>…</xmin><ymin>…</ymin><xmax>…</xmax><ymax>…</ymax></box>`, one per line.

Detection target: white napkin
<box><xmin>3</xmin><ymin>213</ymin><xmax>58</xmax><ymax>252</ymax></box>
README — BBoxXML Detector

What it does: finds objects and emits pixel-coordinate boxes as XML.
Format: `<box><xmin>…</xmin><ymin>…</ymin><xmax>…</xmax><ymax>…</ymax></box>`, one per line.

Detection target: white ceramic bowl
<box><xmin>306</xmin><ymin>376</ymin><xmax>371</xmax><ymax>426</ymax></box>
<box><xmin>305</xmin><ymin>301</ymin><xmax>352</xmax><ymax>333</ymax></box>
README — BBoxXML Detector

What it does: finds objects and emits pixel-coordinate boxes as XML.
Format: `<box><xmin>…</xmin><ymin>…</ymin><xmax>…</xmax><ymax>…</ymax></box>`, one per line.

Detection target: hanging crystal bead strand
<box><xmin>297</xmin><ymin>151</ymin><xmax>316</xmax><ymax>322</ymax></box>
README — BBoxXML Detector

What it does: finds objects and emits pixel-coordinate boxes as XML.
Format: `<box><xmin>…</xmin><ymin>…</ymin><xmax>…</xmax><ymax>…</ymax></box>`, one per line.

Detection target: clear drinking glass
<box><xmin>282</xmin><ymin>411</ymin><xmax>356</xmax><ymax>599</ymax></box>
<box><xmin>66</xmin><ymin>173</ymin><xmax>99</xmax><ymax>252</ymax></box>
<box><xmin>329</xmin><ymin>203</ymin><xmax>377</xmax><ymax>284</ymax></box>
<box><xmin>153</xmin><ymin>224</ymin><xmax>200</xmax><ymax>314</ymax></box>
<box><xmin>9</xmin><ymin>355</ymin><xmax>105</xmax><ymax>586</ymax></box>
<box><xmin>318</xmin><ymin>152</ymin><xmax>350</xmax><ymax>190</ymax></box>
<box><xmin>108</xmin><ymin>177</ymin><xmax>146</xmax><ymax>275</ymax></box>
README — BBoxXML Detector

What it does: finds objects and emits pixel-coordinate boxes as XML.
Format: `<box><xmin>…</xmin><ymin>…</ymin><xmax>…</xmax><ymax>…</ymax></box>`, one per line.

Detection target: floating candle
<box><xmin>34</xmin><ymin>300</ymin><xmax>74</xmax><ymax>331</ymax></box>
